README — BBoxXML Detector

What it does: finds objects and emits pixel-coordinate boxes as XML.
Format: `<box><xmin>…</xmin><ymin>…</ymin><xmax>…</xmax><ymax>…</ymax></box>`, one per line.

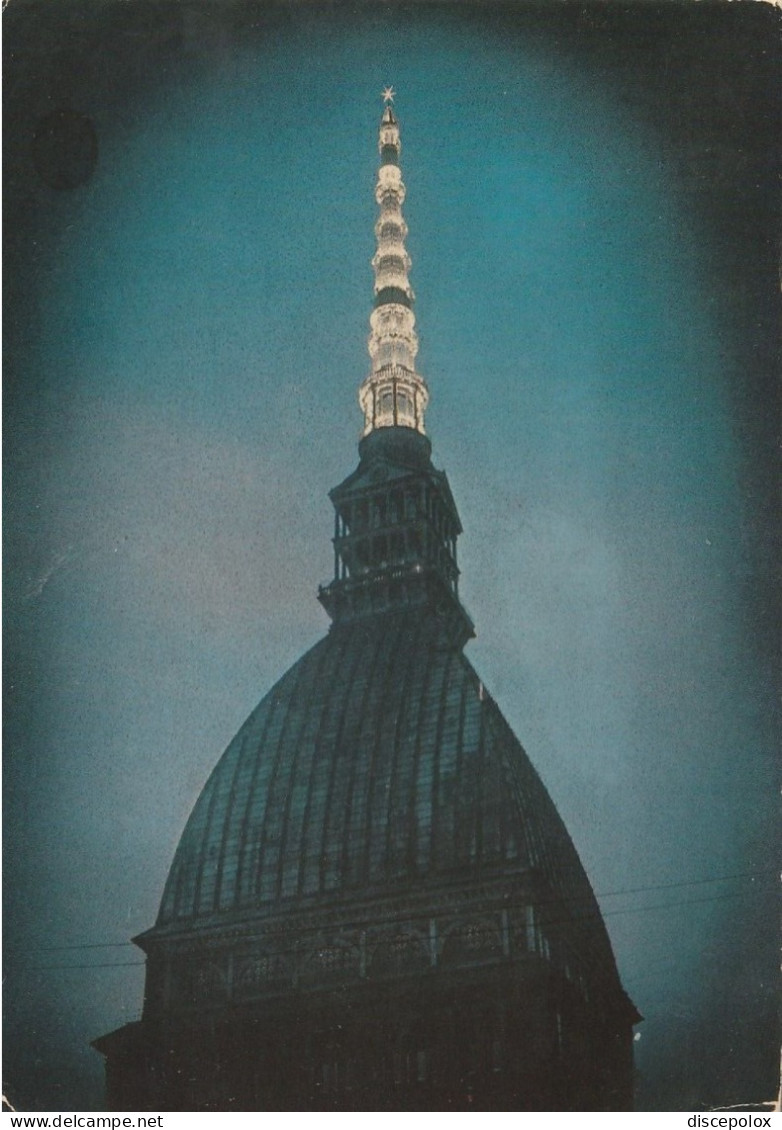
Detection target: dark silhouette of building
<box><xmin>94</xmin><ymin>93</ymin><xmax>640</xmax><ymax>1112</ymax></box>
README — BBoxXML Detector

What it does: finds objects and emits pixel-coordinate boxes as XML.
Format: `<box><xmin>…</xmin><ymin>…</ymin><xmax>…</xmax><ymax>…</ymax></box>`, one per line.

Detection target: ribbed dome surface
<box><xmin>158</xmin><ymin>611</ymin><xmax>614</xmax><ymax>968</ymax></box>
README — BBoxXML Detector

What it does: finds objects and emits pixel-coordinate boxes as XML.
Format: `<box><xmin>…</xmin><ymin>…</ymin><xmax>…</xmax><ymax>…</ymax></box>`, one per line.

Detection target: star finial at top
<box><xmin>381</xmin><ymin>86</ymin><xmax>396</xmax><ymax>104</ymax></box>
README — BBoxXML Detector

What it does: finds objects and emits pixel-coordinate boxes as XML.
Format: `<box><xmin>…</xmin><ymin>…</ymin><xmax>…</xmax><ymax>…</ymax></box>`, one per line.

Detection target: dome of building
<box><xmin>156</xmin><ymin>607</ymin><xmax>618</xmax><ymax>988</ymax></box>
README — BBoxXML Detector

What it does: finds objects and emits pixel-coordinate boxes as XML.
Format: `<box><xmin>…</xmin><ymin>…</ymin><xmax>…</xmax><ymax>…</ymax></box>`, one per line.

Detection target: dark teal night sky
<box><xmin>5</xmin><ymin>1</ymin><xmax>779</xmax><ymax>1112</ymax></box>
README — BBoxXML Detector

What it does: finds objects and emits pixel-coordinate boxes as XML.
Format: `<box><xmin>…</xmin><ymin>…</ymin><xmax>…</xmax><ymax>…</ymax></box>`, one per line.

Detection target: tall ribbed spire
<box><xmin>317</xmin><ymin>92</ymin><xmax>472</xmax><ymax>644</ymax></box>
<box><xmin>359</xmin><ymin>89</ymin><xmax>429</xmax><ymax>436</ymax></box>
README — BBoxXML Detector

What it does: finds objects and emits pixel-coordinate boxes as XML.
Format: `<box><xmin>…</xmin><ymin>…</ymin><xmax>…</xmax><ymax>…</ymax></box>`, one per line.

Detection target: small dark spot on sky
<box><xmin>32</xmin><ymin>109</ymin><xmax>98</xmax><ymax>190</ymax></box>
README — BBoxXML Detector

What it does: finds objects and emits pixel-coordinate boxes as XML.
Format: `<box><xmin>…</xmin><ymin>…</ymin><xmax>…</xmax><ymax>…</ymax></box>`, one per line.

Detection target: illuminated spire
<box><xmin>317</xmin><ymin>91</ymin><xmax>471</xmax><ymax>642</ymax></box>
<box><xmin>359</xmin><ymin>91</ymin><xmax>429</xmax><ymax>435</ymax></box>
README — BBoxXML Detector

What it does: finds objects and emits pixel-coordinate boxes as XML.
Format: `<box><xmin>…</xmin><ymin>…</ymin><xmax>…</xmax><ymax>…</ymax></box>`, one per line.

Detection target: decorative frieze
<box><xmin>151</xmin><ymin>887</ymin><xmax>589</xmax><ymax>1017</ymax></box>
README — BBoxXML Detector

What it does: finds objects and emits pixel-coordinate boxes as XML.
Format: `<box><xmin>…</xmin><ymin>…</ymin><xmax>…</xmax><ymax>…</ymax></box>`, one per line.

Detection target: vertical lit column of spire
<box><xmin>359</xmin><ymin>88</ymin><xmax>429</xmax><ymax>435</ymax></box>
